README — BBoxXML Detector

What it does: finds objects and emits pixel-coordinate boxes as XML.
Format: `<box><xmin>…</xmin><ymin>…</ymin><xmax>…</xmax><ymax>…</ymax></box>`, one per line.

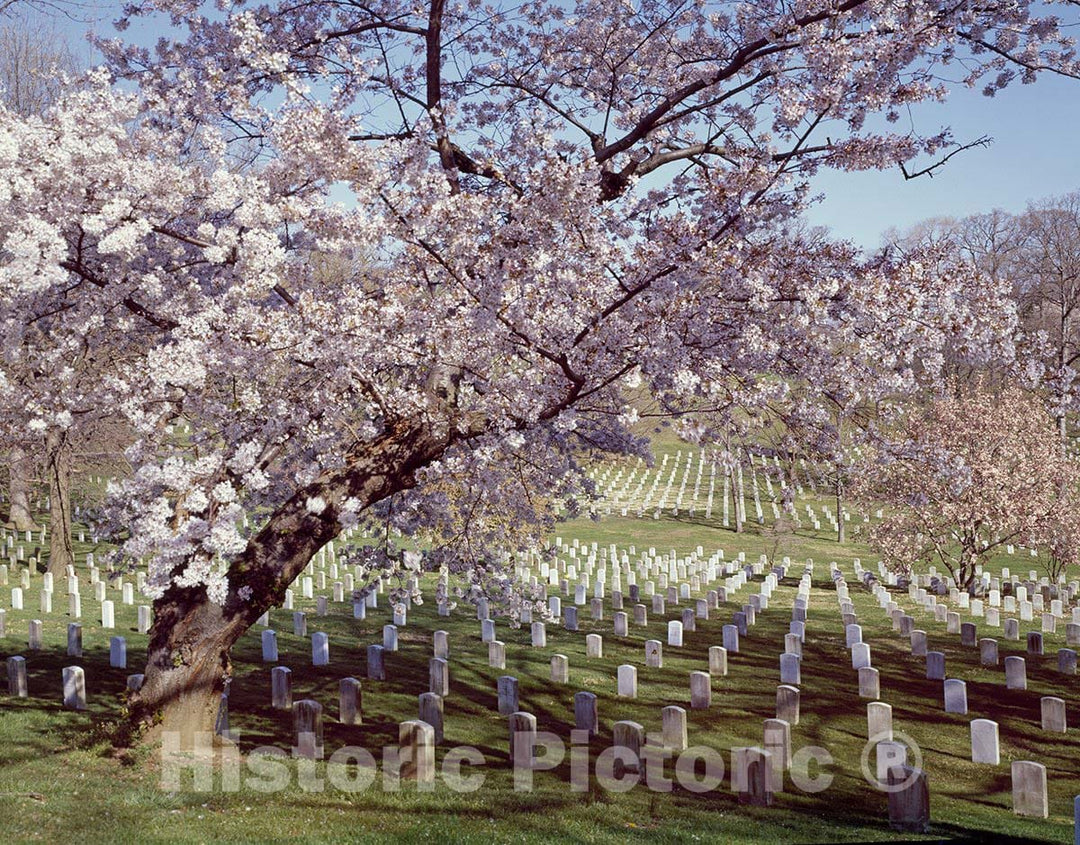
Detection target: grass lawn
<box><xmin>1</xmin><ymin>475</ymin><xmax>1078</xmax><ymax>842</ymax></box>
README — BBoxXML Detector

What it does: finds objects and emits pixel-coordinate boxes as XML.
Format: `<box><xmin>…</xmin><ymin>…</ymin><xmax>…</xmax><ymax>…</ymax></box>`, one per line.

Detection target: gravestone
<box><xmin>723</xmin><ymin>624</ymin><xmax>739</xmax><ymax>653</ymax></box>
<box><xmin>419</xmin><ymin>692</ymin><xmax>444</xmax><ymax>744</ymax></box>
<box><xmin>1041</xmin><ymin>696</ymin><xmax>1067</xmax><ymax>733</ymax></box>
<box><xmin>340</xmin><ymin>677</ymin><xmax>362</xmax><ymax>725</ymax></box>
<box><xmin>497</xmin><ymin>676</ymin><xmax>520</xmax><ymax>716</ymax></box>
<box><xmin>67</xmin><ymin>623</ymin><xmax>82</xmax><ymax>658</ymax></box>
<box><xmin>62</xmin><ymin>666</ymin><xmax>86</xmax><ymax>710</ymax></box>
<box><xmin>312</xmin><ymin>632</ymin><xmax>329</xmax><ymax>666</ymax></box>
<box><xmin>271</xmin><ymin>666</ymin><xmax>292</xmax><ymax>709</ymax></box>
<box><xmin>733</xmin><ymin>747</ymin><xmax>775</xmax><ymax>807</ymax></box>
<box><xmin>859</xmin><ymin>666</ymin><xmax>881</xmax><ymax>699</ymax></box>
<box><xmin>434</xmin><ymin>630</ymin><xmax>449</xmax><ymax>659</ymax></box>
<box><xmin>1005</xmin><ymin>655</ymin><xmax>1027</xmax><ymax>690</ymax></box>
<box><xmin>489</xmin><ymin>640</ymin><xmax>506</xmax><ymax>669</ymax></box>
<box><xmin>612</xmin><ymin>721</ymin><xmax>644</xmax><ymax>771</ymax></box>
<box><xmin>944</xmin><ymin>679</ymin><xmax>968</xmax><ymax>714</ymax></box>
<box><xmin>970</xmin><ymin>718</ymin><xmax>1000</xmax><ymax>765</ymax></box>
<box><xmin>780</xmin><ymin>653</ymin><xmax>801</xmax><ymax>685</ymax></box>
<box><xmin>261</xmin><ymin>629</ymin><xmax>278</xmax><ymax>662</ymax></box>
<box><xmin>979</xmin><ymin>638</ymin><xmax>998</xmax><ymax>667</ymax></box>
<box><xmin>764</xmin><ymin>718</ymin><xmax>791</xmax><ymax>776</ymax></box>
<box><xmin>109</xmin><ymin>636</ymin><xmax>127</xmax><ymax>669</ymax></box>
<box><xmin>645</xmin><ymin>639</ymin><xmax>663</xmax><ymax>668</ymax></box>
<box><xmin>617</xmin><ymin>664</ymin><xmax>638</xmax><ymax>698</ymax></box>
<box><xmin>294</xmin><ymin>700</ymin><xmax>324</xmax><ymax>760</ymax></box>
<box><xmin>776</xmin><ymin>684</ymin><xmax>800</xmax><ymax>725</ymax></box>
<box><xmin>551</xmin><ymin>654</ymin><xmax>569</xmax><ymax>683</ymax></box>
<box><xmin>689</xmin><ymin>671</ymin><xmax>711</xmax><ymax>709</ymax></box>
<box><xmin>868</xmin><ymin>701</ymin><xmax>893</xmax><ymax>741</ymax></box>
<box><xmin>662</xmin><ymin>705</ymin><xmax>688</xmax><ymax>751</ymax></box>
<box><xmin>399</xmin><ymin>720</ymin><xmax>435</xmax><ymax>782</ymax></box>
<box><xmin>876</xmin><ymin>740</ymin><xmax>907</xmax><ymax>781</ymax></box>
<box><xmin>367</xmin><ymin>644</ymin><xmax>386</xmax><ymax>680</ymax></box>
<box><xmin>709</xmin><ymin>646</ymin><xmax>728</xmax><ymax>676</ymax></box>
<box><xmin>926</xmin><ymin>651</ymin><xmax>945</xmax><ymax>680</ymax></box>
<box><xmin>7</xmin><ymin>655</ymin><xmax>27</xmax><ymax>697</ymax></box>
<box><xmin>887</xmin><ymin>766</ymin><xmax>930</xmax><ymax>833</ymax></box>
<box><xmin>429</xmin><ymin>657</ymin><xmax>450</xmax><ymax>697</ymax></box>
<box><xmin>1012</xmin><ymin>761</ymin><xmax>1048</xmax><ymax>818</ymax></box>
<box><xmin>574</xmin><ymin>691</ymin><xmax>598</xmax><ymax>735</ymax></box>
<box><xmin>586</xmin><ymin>634</ymin><xmax>603</xmax><ymax>658</ymax></box>
<box><xmin>509</xmin><ymin>711</ymin><xmax>537</xmax><ymax>769</ymax></box>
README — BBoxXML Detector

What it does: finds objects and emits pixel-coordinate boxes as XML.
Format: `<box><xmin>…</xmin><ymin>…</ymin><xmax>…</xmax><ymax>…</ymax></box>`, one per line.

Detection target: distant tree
<box><xmin>853</xmin><ymin>385</ymin><xmax>1080</xmax><ymax>590</ymax></box>
<box><xmin>0</xmin><ymin>20</ymin><xmax>79</xmax><ymax>535</ymax></box>
<box><xmin>1013</xmin><ymin>192</ymin><xmax>1080</xmax><ymax>446</ymax></box>
<box><xmin>0</xmin><ymin>20</ymin><xmax>76</xmax><ymax>115</ymax></box>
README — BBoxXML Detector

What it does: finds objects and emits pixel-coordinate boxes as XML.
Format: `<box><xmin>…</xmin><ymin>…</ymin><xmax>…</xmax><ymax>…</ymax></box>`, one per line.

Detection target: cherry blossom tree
<box><xmin>2</xmin><ymin>0</ymin><xmax>1077</xmax><ymax>744</ymax></box>
<box><xmin>852</xmin><ymin>384</ymin><xmax>1080</xmax><ymax>590</ymax></box>
<box><xmin>0</xmin><ymin>18</ymin><xmax>80</xmax><ymax>535</ymax></box>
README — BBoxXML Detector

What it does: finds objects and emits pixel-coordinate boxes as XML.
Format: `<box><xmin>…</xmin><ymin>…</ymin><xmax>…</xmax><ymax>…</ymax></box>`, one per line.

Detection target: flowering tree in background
<box><xmin>0</xmin><ymin>15</ymin><xmax>82</xmax><ymax>536</ymax></box>
<box><xmin>887</xmin><ymin>192</ymin><xmax>1080</xmax><ymax>447</ymax></box>
<box><xmin>1</xmin><ymin>0</ymin><xmax>1076</xmax><ymax>744</ymax></box>
<box><xmin>853</xmin><ymin>385</ymin><xmax>1080</xmax><ymax>590</ymax></box>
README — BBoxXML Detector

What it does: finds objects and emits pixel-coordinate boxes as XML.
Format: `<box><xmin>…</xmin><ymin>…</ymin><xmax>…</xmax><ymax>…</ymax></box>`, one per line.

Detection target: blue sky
<box><xmin>43</xmin><ymin>2</ymin><xmax>1080</xmax><ymax>252</ymax></box>
<box><xmin>804</xmin><ymin>71</ymin><xmax>1080</xmax><ymax>250</ymax></box>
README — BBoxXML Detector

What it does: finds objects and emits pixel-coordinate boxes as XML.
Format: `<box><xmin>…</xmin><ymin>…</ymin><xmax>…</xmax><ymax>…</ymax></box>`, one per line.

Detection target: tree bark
<box><xmin>45</xmin><ymin>430</ymin><xmax>74</xmax><ymax>577</ymax></box>
<box><xmin>836</xmin><ymin>478</ymin><xmax>845</xmax><ymax>544</ymax></box>
<box><xmin>129</xmin><ymin>420</ymin><xmax>449</xmax><ymax>748</ymax></box>
<box><xmin>835</xmin><ymin>413</ymin><xmax>845</xmax><ymax>544</ymax></box>
<box><xmin>7</xmin><ymin>446</ymin><xmax>36</xmax><ymax>532</ymax></box>
<box><xmin>732</xmin><ymin>464</ymin><xmax>744</xmax><ymax>533</ymax></box>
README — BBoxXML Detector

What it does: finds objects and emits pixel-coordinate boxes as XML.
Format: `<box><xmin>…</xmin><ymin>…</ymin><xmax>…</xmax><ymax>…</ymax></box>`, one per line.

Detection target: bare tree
<box><xmin>1014</xmin><ymin>192</ymin><xmax>1080</xmax><ymax>447</ymax></box>
<box><xmin>0</xmin><ymin>20</ymin><xmax>76</xmax><ymax>115</ymax></box>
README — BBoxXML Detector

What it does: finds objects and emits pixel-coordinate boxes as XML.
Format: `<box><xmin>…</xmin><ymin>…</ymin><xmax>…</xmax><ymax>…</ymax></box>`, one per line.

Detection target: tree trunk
<box><xmin>836</xmin><ymin>477</ymin><xmax>845</xmax><ymax>544</ymax></box>
<box><xmin>732</xmin><ymin>465</ymin><xmax>744</xmax><ymax>533</ymax></box>
<box><xmin>126</xmin><ymin>585</ymin><xmax>238</xmax><ymax>748</ymax></box>
<box><xmin>7</xmin><ymin>446</ymin><xmax>36</xmax><ymax>532</ymax></box>
<box><xmin>46</xmin><ymin>430</ymin><xmax>74</xmax><ymax>577</ymax></box>
<box><xmin>129</xmin><ymin>420</ymin><xmax>449</xmax><ymax>749</ymax></box>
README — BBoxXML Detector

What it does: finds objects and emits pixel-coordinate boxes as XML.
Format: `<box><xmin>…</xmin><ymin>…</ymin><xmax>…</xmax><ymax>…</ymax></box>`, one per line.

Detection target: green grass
<box><xmin>1</xmin><ymin>498</ymin><xmax>1078</xmax><ymax>842</ymax></box>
